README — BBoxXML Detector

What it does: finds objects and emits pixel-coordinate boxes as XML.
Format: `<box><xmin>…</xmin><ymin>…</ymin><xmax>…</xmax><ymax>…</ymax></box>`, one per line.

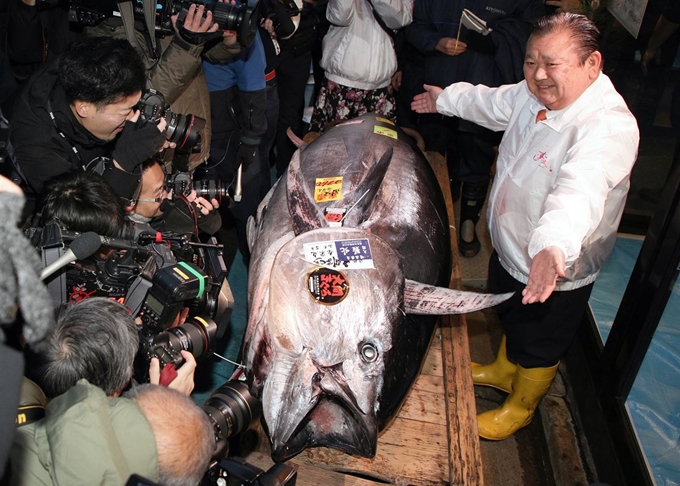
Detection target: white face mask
<box><xmin>127</xmin><ymin>211</ymin><xmax>154</xmax><ymax>224</ymax></box>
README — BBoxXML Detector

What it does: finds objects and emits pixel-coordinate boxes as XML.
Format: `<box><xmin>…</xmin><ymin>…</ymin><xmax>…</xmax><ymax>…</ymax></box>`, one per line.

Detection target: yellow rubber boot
<box><xmin>471</xmin><ymin>335</ymin><xmax>516</xmax><ymax>393</ymax></box>
<box><xmin>477</xmin><ymin>362</ymin><xmax>559</xmax><ymax>441</ymax></box>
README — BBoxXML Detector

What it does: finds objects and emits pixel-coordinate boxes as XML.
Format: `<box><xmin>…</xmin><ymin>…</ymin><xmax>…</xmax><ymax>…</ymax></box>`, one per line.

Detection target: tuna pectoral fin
<box><xmin>403</xmin><ymin>279</ymin><xmax>514</xmax><ymax>314</ymax></box>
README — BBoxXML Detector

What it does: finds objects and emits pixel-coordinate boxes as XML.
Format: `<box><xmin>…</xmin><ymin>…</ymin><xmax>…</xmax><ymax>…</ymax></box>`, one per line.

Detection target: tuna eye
<box><xmin>360</xmin><ymin>342</ymin><xmax>379</xmax><ymax>363</ymax></box>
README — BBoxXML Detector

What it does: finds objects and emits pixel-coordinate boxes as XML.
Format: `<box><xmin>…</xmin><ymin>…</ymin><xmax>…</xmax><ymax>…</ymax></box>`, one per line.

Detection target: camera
<box><xmin>203</xmin><ymin>380</ymin><xmax>261</xmax><ymax>459</ymax></box>
<box><xmin>40</xmin><ymin>0</ymin><xmax>261</xmax><ymax>48</ymax></box>
<box><xmin>140</xmin><ymin>315</ymin><xmax>218</xmax><ymax>375</ymax></box>
<box><xmin>35</xmin><ymin>220</ymin><xmax>235</xmax><ymax>358</ymax></box>
<box><xmin>137</xmin><ymin>89</ymin><xmax>205</xmax><ymax>152</ymax></box>
<box><xmin>165</xmin><ymin>171</ymin><xmax>231</xmax><ymax>206</ymax></box>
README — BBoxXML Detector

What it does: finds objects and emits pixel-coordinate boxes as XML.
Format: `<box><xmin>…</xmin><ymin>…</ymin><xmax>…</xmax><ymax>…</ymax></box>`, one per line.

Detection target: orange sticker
<box><xmin>376</xmin><ymin>117</ymin><xmax>395</xmax><ymax>125</ymax></box>
<box><xmin>314</xmin><ymin>176</ymin><xmax>343</xmax><ymax>203</ymax></box>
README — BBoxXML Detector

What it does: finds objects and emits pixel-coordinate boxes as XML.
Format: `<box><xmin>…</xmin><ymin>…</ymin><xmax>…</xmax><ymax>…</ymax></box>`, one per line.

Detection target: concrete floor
<box><xmin>456</xmin><ymin>199</ymin><xmax>597</xmax><ymax>486</ymax></box>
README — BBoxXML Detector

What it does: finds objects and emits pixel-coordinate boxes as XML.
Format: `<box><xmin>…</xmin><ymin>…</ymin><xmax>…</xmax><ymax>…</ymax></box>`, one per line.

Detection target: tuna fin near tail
<box><xmin>403</xmin><ymin>280</ymin><xmax>513</xmax><ymax>315</ymax></box>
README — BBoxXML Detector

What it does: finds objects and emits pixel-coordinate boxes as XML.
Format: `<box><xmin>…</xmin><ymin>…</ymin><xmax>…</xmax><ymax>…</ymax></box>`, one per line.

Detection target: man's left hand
<box><xmin>186</xmin><ymin>190</ymin><xmax>220</xmax><ymax>215</ymax></box>
<box><xmin>522</xmin><ymin>246</ymin><xmax>566</xmax><ymax>304</ymax></box>
<box><xmin>172</xmin><ymin>4</ymin><xmax>219</xmax><ymax>39</ymax></box>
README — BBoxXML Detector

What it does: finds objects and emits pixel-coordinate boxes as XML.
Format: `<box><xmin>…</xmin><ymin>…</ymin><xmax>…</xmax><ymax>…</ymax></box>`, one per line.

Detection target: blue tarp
<box><xmin>589</xmin><ymin>235</ymin><xmax>680</xmax><ymax>486</ymax></box>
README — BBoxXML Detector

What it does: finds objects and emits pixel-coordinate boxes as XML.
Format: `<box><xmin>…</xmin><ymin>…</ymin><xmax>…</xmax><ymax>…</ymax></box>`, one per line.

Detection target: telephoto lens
<box><xmin>203</xmin><ymin>381</ymin><xmax>262</xmax><ymax>459</ymax></box>
<box><xmin>193</xmin><ymin>179</ymin><xmax>230</xmax><ymax>203</ymax></box>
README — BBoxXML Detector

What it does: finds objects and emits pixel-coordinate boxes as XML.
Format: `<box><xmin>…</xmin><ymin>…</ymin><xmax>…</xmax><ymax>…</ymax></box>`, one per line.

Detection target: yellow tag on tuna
<box><xmin>376</xmin><ymin>117</ymin><xmax>395</xmax><ymax>125</ymax></box>
<box><xmin>314</xmin><ymin>176</ymin><xmax>343</xmax><ymax>202</ymax></box>
<box><xmin>374</xmin><ymin>125</ymin><xmax>398</xmax><ymax>139</ymax></box>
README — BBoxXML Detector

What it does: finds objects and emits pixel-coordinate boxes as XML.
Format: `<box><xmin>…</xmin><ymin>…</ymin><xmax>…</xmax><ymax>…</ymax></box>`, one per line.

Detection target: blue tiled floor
<box><xmin>589</xmin><ymin>235</ymin><xmax>680</xmax><ymax>486</ymax></box>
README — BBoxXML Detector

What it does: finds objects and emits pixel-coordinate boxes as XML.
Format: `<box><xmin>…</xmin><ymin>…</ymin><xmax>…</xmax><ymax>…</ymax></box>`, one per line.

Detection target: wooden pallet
<box><xmin>239</xmin><ymin>152</ymin><xmax>483</xmax><ymax>485</ymax></box>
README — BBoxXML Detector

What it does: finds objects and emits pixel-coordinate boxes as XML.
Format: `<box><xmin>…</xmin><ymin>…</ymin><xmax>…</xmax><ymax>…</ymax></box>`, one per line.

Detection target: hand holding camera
<box><xmin>149</xmin><ymin>350</ymin><xmax>197</xmax><ymax>395</ymax></box>
<box><xmin>111</xmin><ymin>111</ymin><xmax>168</xmax><ymax>172</ymax></box>
<box><xmin>172</xmin><ymin>3</ymin><xmax>220</xmax><ymax>45</ymax></box>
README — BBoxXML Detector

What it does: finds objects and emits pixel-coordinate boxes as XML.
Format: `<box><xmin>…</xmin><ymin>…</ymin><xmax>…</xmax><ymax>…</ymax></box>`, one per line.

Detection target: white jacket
<box><xmin>436</xmin><ymin>74</ymin><xmax>639</xmax><ymax>290</ymax></box>
<box><xmin>321</xmin><ymin>0</ymin><xmax>413</xmax><ymax>90</ymax></box>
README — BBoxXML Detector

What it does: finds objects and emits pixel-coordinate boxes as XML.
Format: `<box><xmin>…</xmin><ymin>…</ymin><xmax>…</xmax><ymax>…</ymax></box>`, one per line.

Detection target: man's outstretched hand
<box><xmin>411</xmin><ymin>84</ymin><xmax>443</xmax><ymax>114</ymax></box>
<box><xmin>522</xmin><ymin>246</ymin><xmax>566</xmax><ymax>304</ymax></box>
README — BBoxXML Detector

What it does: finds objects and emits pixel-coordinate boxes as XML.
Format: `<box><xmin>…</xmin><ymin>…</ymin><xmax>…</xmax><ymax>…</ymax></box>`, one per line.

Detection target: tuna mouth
<box><xmin>265</xmin><ymin>357</ymin><xmax>379</xmax><ymax>462</ymax></box>
<box><xmin>270</xmin><ymin>394</ymin><xmax>377</xmax><ymax>462</ymax></box>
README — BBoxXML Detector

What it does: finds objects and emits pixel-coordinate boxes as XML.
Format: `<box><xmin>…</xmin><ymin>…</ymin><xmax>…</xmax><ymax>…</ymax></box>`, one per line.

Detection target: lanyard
<box><xmin>47</xmin><ymin>99</ymin><xmax>86</xmax><ymax>169</ymax></box>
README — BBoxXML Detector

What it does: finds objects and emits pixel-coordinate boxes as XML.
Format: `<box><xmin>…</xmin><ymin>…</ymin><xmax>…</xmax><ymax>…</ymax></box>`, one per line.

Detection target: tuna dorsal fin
<box><xmin>403</xmin><ymin>279</ymin><xmax>514</xmax><ymax>314</ymax></box>
<box><xmin>341</xmin><ymin>147</ymin><xmax>393</xmax><ymax>227</ymax></box>
<box><xmin>286</xmin><ymin>150</ymin><xmax>328</xmax><ymax>235</ymax></box>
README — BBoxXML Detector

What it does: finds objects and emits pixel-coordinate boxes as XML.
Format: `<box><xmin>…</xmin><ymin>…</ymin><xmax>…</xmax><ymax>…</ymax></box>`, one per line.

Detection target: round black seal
<box><xmin>306</xmin><ymin>267</ymin><xmax>350</xmax><ymax>305</ymax></box>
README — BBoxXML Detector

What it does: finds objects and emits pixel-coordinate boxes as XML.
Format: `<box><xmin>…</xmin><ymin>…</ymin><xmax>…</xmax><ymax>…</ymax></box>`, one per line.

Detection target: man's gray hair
<box><xmin>126</xmin><ymin>384</ymin><xmax>215</xmax><ymax>486</ymax></box>
<box><xmin>43</xmin><ymin>298</ymin><xmax>139</xmax><ymax>398</ymax></box>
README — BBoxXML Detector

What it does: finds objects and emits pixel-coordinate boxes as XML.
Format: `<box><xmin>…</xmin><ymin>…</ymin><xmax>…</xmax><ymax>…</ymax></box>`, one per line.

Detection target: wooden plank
<box><xmin>421</xmin><ymin>335</ymin><xmax>444</xmax><ymax>376</ymax></box>
<box><xmin>398</xmin><ymin>387</ymin><xmax>448</xmax><ymax>425</ymax></box>
<box><xmin>298</xmin><ymin>418</ymin><xmax>449</xmax><ymax>485</ymax></box>
<box><xmin>427</xmin><ymin>151</ymin><xmax>484</xmax><ymax>486</ymax></box>
<box><xmin>241</xmin><ymin>451</ymin><xmax>382</xmax><ymax>486</ymax></box>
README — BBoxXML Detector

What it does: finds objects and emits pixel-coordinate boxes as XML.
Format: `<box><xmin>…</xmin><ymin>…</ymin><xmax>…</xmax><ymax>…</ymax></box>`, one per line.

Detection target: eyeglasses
<box><xmin>130</xmin><ymin>187</ymin><xmax>168</xmax><ymax>205</ymax></box>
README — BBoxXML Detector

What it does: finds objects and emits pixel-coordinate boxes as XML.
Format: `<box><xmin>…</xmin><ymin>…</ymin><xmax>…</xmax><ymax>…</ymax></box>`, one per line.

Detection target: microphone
<box><xmin>40</xmin><ymin>232</ymin><xmax>102</xmax><ymax>281</ymax></box>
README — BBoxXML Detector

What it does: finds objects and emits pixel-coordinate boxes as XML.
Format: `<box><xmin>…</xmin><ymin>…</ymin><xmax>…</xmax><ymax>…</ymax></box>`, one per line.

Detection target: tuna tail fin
<box><xmin>286</xmin><ymin>150</ymin><xmax>328</xmax><ymax>235</ymax></box>
<box><xmin>403</xmin><ymin>279</ymin><xmax>514</xmax><ymax>314</ymax></box>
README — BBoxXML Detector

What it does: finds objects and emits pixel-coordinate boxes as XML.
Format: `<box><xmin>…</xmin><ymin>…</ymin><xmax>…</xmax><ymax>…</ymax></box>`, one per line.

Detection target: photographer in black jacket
<box><xmin>8</xmin><ymin>36</ymin><xmax>169</xmax><ymax>220</ymax></box>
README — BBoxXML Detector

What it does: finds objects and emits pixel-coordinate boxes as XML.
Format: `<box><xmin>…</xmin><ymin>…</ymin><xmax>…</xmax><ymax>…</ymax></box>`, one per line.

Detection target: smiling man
<box><xmin>412</xmin><ymin>13</ymin><xmax>639</xmax><ymax>440</ymax></box>
<box><xmin>8</xmin><ymin>36</ymin><xmax>167</xmax><ymax>219</ymax></box>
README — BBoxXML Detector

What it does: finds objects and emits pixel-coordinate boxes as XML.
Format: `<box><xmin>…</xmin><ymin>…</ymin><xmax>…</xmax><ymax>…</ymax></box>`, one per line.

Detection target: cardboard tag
<box><xmin>314</xmin><ymin>176</ymin><xmax>343</xmax><ymax>203</ymax></box>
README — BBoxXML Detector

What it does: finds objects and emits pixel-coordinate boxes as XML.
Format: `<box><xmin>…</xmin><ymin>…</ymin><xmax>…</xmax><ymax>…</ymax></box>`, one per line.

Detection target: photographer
<box><xmin>8</xmin><ymin>36</ymin><xmax>168</xmax><ymax>220</ymax></box>
<box><xmin>7</xmin><ymin>381</ymin><xmax>213</xmax><ymax>486</ymax></box>
<box><xmin>88</xmin><ymin>0</ymin><xmax>243</xmax><ymax>172</ymax></box>
<box><xmin>42</xmin><ymin>298</ymin><xmax>197</xmax><ymax>398</ymax></box>
<box><xmin>127</xmin><ymin>158</ymin><xmax>222</xmax><ymax>236</ymax></box>
<box><xmin>37</xmin><ymin>171</ymin><xmax>134</xmax><ymax>238</ymax></box>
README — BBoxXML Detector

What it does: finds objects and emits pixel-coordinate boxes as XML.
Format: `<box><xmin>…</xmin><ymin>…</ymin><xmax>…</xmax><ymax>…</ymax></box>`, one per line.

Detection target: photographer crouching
<box><xmin>127</xmin><ymin>157</ymin><xmax>225</xmax><ymax>237</ymax></box>
<box><xmin>8</xmin><ymin>36</ymin><xmax>171</xmax><ymax>222</ymax></box>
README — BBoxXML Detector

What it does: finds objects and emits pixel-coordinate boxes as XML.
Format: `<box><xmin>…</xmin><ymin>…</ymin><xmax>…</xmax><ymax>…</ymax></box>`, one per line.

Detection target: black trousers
<box><xmin>206</xmin><ymin>87</ymin><xmax>262</xmax><ymax>262</ymax></box>
<box><xmin>275</xmin><ymin>48</ymin><xmax>312</xmax><ymax>177</ymax></box>
<box><xmin>487</xmin><ymin>252</ymin><xmax>594</xmax><ymax>368</ymax></box>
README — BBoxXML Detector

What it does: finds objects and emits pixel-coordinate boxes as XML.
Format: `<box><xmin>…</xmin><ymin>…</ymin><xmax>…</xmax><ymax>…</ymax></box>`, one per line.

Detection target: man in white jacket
<box><xmin>309</xmin><ymin>0</ymin><xmax>413</xmax><ymax>133</ymax></box>
<box><xmin>412</xmin><ymin>13</ymin><xmax>639</xmax><ymax>440</ymax></box>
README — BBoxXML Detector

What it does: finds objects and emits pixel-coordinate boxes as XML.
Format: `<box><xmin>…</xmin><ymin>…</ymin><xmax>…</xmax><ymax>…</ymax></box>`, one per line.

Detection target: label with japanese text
<box><xmin>314</xmin><ymin>176</ymin><xmax>343</xmax><ymax>203</ymax></box>
<box><xmin>303</xmin><ymin>238</ymin><xmax>374</xmax><ymax>270</ymax></box>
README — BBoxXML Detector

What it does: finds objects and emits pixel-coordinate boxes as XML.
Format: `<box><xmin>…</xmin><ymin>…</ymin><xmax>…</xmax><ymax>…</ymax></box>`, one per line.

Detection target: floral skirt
<box><xmin>308</xmin><ymin>78</ymin><xmax>397</xmax><ymax>133</ymax></box>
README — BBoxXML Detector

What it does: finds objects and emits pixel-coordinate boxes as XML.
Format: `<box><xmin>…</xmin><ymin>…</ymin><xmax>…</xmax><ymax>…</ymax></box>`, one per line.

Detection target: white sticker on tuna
<box><xmin>303</xmin><ymin>239</ymin><xmax>375</xmax><ymax>270</ymax></box>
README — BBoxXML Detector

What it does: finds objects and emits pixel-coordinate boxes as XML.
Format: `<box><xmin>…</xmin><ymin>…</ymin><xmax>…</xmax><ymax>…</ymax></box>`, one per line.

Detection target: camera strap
<box><xmin>47</xmin><ymin>99</ymin><xmax>85</xmax><ymax>169</ymax></box>
<box><xmin>365</xmin><ymin>0</ymin><xmax>396</xmax><ymax>40</ymax></box>
<box><xmin>118</xmin><ymin>0</ymin><xmax>160</xmax><ymax>60</ymax></box>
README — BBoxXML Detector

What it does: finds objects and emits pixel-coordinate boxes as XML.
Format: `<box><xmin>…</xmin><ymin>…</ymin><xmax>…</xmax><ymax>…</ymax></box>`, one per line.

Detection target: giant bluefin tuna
<box><xmin>243</xmin><ymin>114</ymin><xmax>511</xmax><ymax>461</ymax></box>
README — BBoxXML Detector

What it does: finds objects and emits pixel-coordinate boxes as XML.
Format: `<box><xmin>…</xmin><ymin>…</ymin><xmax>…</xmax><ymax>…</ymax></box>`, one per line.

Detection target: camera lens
<box><xmin>209</xmin><ymin>2</ymin><xmax>246</xmax><ymax>31</ymax></box>
<box><xmin>164</xmin><ymin>113</ymin><xmax>205</xmax><ymax>151</ymax></box>
<box><xmin>152</xmin><ymin>316</ymin><xmax>217</xmax><ymax>361</ymax></box>
<box><xmin>206</xmin><ymin>0</ymin><xmax>259</xmax><ymax>48</ymax></box>
<box><xmin>203</xmin><ymin>381</ymin><xmax>262</xmax><ymax>444</ymax></box>
<box><xmin>192</xmin><ymin>179</ymin><xmax>229</xmax><ymax>203</ymax></box>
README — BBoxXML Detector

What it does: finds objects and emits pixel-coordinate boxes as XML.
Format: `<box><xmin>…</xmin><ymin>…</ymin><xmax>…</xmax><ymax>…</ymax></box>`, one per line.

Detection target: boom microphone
<box><xmin>40</xmin><ymin>232</ymin><xmax>102</xmax><ymax>281</ymax></box>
